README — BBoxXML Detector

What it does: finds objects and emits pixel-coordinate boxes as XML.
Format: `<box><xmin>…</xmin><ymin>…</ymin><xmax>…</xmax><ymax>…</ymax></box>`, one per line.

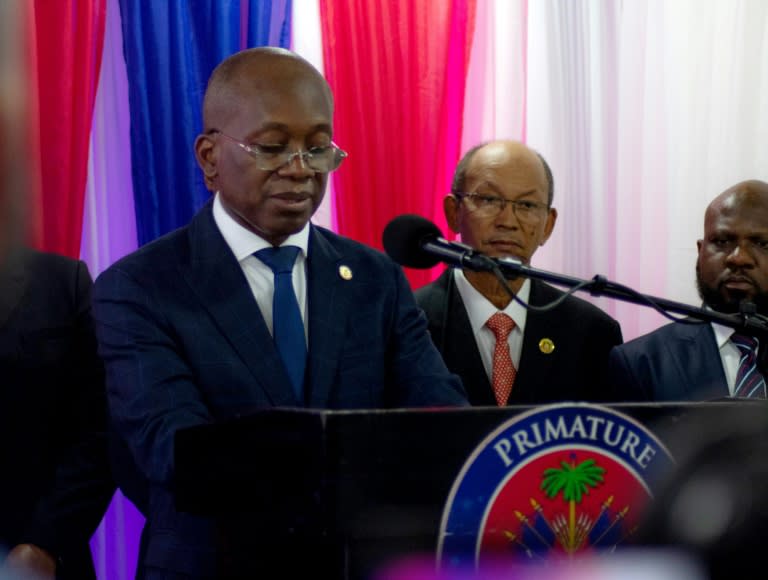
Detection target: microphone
<box><xmin>382</xmin><ymin>214</ymin><xmax>495</xmax><ymax>271</ymax></box>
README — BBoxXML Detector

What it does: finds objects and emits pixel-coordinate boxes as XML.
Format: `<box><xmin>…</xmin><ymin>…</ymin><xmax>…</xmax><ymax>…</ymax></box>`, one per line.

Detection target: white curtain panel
<box><xmin>81</xmin><ymin>0</ymin><xmax>138</xmax><ymax>278</ymax></box>
<box><xmin>83</xmin><ymin>2</ymin><xmax>142</xmax><ymax>578</ymax></box>
<box><xmin>462</xmin><ymin>0</ymin><xmax>529</xmax><ymax>149</ymax></box>
<box><xmin>293</xmin><ymin>0</ymin><xmax>337</xmax><ymax>231</ymax></box>
<box><xmin>527</xmin><ymin>0</ymin><xmax>768</xmax><ymax>340</ymax></box>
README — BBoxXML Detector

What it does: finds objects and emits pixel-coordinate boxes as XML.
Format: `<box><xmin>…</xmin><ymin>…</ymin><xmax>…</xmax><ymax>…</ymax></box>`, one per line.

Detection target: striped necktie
<box><xmin>731</xmin><ymin>333</ymin><xmax>767</xmax><ymax>399</ymax></box>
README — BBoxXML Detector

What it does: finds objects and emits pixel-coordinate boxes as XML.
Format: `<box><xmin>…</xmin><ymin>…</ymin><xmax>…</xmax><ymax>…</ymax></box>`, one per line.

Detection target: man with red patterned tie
<box><xmin>608</xmin><ymin>180</ymin><xmax>768</xmax><ymax>401</ymax></box>
<box><xmin>416</xmin><ymin>140</ymin><xmax>623</xmax><ymax>406</ymax></box>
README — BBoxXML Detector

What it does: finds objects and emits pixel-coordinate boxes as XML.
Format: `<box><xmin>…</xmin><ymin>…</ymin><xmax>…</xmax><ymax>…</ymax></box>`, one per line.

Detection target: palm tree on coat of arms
<box><xmin>540</xmin><ymin>457</ymin><xmax>605</xmax><ymax>552</ymax></box>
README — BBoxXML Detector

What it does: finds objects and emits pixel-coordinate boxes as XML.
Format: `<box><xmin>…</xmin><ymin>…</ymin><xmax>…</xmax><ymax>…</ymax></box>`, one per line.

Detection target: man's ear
<box><xmin>540</xmin><ymin>207</ymin><xmax>558</xmax><ymax>245</ymax></box>
<box><xmin>444</xmin><ymin>195</ymin><xmax>460</xmax><ymax>234</ymax></box>
<box><xmin>194</xmin><ymin>134</ymin><xmax>218</xmax><ymax>191</ymax></box>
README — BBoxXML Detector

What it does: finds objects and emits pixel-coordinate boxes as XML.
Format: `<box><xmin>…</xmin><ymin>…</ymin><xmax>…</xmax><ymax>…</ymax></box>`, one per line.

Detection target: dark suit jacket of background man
<box><xmin>607</xmin><ymin>319</ymin><xmax>731</xmax><ymax>401</ymax></box>
<box><xmin>0</xmin><ymin>248</ymin><xmax>115</xmax><ymax>579</ymax></box>
<box><xmin>416</xmin><ymin>269</ymin><xmax>623</xmax><ymax>405</ymax></box>
<box><xmin>92</xmin><ymin>200</ymin><xmax>467</xmax><ymax>577</ymax></box>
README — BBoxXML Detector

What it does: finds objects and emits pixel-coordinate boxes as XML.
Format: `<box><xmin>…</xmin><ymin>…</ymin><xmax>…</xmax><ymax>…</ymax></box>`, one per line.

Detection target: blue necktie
<box><xmin>255</xmin><ymin>246</ymin><xmax>306</xmax><ymax>401</ymax></box>
<box><xmin>731</xmin><ymin>333</ymin><xmax>767</xmax><ymax>399</ymax></box>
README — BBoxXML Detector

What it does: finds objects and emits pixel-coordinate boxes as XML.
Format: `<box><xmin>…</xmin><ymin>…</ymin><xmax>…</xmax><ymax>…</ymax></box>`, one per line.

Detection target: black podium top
<box><xmin>175</xmin><ymin>401</ymin><xmax>767</xmax><ymax>539</ymax></box>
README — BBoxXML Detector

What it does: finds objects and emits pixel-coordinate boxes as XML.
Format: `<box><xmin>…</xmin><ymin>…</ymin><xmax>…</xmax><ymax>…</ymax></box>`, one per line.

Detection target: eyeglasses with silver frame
<box><xmin>453</xmin><ymin>191</ymin><xmax>548</xmax><ymax>223</ymax></box>
<box><xmin>212</xmin><ymin>131</ymin><xmax>347</xmax><ymax>172</ymax></box>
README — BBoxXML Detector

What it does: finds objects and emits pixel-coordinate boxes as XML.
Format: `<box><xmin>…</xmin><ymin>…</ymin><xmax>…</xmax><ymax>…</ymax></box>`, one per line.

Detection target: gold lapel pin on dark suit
<box><xmin>338</xmin><ymin>265</ymin><xmax>353</xmax><ymax>280</ymax></box>
<box><xmin>539</xmin><ymin>338</ymin><xmax>555</xmax><ymax>354</ymax></box>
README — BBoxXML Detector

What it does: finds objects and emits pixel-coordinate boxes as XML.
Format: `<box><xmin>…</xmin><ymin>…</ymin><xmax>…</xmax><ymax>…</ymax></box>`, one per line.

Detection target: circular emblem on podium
<box><xmin>437</xmin><ymin>403</ymin><xmax>675</xmax><ymax>570</ymax></box>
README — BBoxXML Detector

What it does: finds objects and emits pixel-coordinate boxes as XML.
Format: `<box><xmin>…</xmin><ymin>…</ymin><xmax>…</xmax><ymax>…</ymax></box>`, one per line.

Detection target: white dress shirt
<box><xmin>212</xmin><ymin>193</ymin><xmax>309</xmax><ymax>342</ymax></box>
<box><xmin>453</xmin><ymin>269</ymin><xmax>530</xmax><ymax>381</ymax></box>
<box><xmin>712</xmin><ymin>322</ymin><xmax>749</xmax><ymax>396</ymax></box>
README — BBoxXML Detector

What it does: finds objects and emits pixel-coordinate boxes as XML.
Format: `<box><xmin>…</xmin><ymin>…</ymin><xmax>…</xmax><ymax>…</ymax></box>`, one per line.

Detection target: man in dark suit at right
<box><xmin>608</xmin><ymin>179</ymin><xmax>768</xmax><ymax>401</ymax></box>
<box><xmin>416</xmin><ymin>140</ymin><xmax>623</xmax><ymax>406</ymax></box>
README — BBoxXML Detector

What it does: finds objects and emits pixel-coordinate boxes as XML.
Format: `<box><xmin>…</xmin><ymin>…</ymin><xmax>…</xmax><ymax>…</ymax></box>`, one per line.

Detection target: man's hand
<box><xmin>2</xmin><ymin>544</ymin><xmax>56</xmax><ymax>579</ymax></box>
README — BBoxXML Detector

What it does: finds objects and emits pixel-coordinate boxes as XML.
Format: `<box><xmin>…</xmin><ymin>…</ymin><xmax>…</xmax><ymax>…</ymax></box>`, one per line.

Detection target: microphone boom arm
<box><xmin>422</xmin><ymin>238</ymin><xmax>496</xmax><ymax>272</ymax></box>
<box><xmin>495</xmin><ymin>257</ymin><xmax>768</xmax><ymax>338</ymax></box>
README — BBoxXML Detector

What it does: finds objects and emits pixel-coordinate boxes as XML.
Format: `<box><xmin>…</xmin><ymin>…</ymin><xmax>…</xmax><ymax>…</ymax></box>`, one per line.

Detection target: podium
<box><xmin>174</xmin><ymin>401</ymin><xmax>767</xmax><ymax>578</ymax></box>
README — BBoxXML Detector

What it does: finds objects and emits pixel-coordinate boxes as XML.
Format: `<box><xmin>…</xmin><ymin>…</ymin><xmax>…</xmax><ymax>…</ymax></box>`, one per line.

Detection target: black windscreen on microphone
<box><xmin>382</xmin><ymin>214</ymin><xmax>443</xmax><ymax>269</ymax></box>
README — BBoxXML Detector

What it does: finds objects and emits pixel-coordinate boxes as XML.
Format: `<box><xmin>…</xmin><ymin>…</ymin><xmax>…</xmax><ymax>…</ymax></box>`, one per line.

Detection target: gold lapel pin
<box><xmin>338</xmin><ymin>265</ymin><xmax>353</xmax><ymax>280</ymax></box>
<box><xmin>538</xmin><ymin>338</ymin><xmax>555</xmax><ymax>354</ymax></box>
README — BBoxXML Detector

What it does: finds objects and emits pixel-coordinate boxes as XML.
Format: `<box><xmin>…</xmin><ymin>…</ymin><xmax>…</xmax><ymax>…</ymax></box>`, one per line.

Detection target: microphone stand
<box><xmin>490</xmin><ymin>256</ymin><xmax>768</xmax><ymax>339</ymax></box>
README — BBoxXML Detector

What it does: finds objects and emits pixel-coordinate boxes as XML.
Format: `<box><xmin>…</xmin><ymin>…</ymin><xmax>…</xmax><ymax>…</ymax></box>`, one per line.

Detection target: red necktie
<box><xmin>486</xmin><ymin>312</ymin><xmax>517</xmax><ymax>406</ymax></box>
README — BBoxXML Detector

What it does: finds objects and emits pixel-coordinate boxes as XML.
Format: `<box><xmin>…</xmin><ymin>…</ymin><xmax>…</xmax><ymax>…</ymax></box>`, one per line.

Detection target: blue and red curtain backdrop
<box><xmin>29</xmin><ymin>0</ymin><xmax>475</xmax><ymax>288</ymax></box>
<box><xmin>19</xmin><ymin>0</ymin><xmax>768</xmax><ymax>578</ymax></box>
<box><xmin>119</xmin><ymin>0</ymin><xmax>291</xmax><ymax>246</ymax></box>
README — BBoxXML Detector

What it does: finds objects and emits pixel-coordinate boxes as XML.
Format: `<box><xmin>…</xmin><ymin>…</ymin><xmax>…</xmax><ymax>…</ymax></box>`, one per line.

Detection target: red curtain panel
<box><xmin>29</xmin><ymin>0</ymin><xmax>106</xmax><ymax>257</ymax></box>
<box><xmin>320</xmin><ymin>0</ymin><xmax>476</xmax><ymax>288</ymax></box>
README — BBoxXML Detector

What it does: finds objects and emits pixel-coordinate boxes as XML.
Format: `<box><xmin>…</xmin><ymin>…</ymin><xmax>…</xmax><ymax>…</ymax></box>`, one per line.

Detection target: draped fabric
<box><xmin>23</xmin><ymin>1</ymin><xmax>768</xmax><ymax>366</ymax></box>
<box><xmin>462</xmin><ymin>0</ymin><xmax>529</xmax><ymax>150</ymax></box>
<box><xmin>28</xmin><ymin>0</ymin><xmax>106</xmax><ymax>257</ymax></box>
<box><xmin>14</xmin><ymin>0</ymin><xmax>768</xmax><ymax>577</ymax></box>
<box><xmin>292</xmin><ymin>0</ymin><xmax>335</xmax><ymax>231</ymax></box>
<box><xmin>81</xmin><ymin>0</ymin><xmax>138</xmax><ymax>277</ymax></box>
<box><xmin>319</xmin><ymin>0</ymin><xmax>477</xmax><ymax>289</ymax></box>
<box><xmin>524</xmin><ymin>0</ymin><xmax>768</xmax><ymax>339</ymax></box>
<box><xmin>117</xmin><ymin>0</ymin><xmax>292</xmax><ymax>245</ymax></box>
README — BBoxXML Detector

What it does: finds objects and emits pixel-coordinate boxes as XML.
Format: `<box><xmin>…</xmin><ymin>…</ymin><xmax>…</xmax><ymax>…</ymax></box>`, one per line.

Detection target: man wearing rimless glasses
<box><xmin>417</xmin><ymin>140</ymin><xmax>623</xmax><ymax>406</ymax></box>
<box><xmin>92</xmin><ymin>47</ymin><xmax>467</xmax><ymax>579</ymax></box>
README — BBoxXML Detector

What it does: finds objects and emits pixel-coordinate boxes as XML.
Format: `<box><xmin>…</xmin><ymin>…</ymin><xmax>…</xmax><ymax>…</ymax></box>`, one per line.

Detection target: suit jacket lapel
<box><xmin>305</xmin><ymin>227</ymin><xmax>347</xmax><ymax>407</ymax></box>
<box><xmin>672</xmin><ymin>319</ymin><xmax>729</xmax><ymax>399</ymax></box>
<box><xmin>182</xmin><ymin>204</ymin><xmax>298</xmax><ymax>406</ymax></box>
<box><xmin>436</xmin><ymin>270</ymin><xmax>495</xmax><ymax>405</ymax></box>
<box><xmin>512</xmin><ymin>279</ymin><xmax>560</xmax><ymax>402</ymax></box>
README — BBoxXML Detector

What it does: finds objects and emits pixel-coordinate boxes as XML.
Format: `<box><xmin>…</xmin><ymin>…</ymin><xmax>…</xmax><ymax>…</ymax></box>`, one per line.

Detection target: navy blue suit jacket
<box><xmin>0</xmin><ymin>249</ymin><xmax>114</xmax><ymax>579</ymax></box>
<box><xmin>607</xmin><ymin>319</ymin><xmax>729</xmax><ymax>401</ymax></box>
<box><xmin>92</xmin><ymin>202</ymin><xmax>467</xmax><ymax>576</ymax></box>
<box><xmin>416</xmin><ymin>269</ymin><xmax>623</xmax><ymax>405</ymax></box>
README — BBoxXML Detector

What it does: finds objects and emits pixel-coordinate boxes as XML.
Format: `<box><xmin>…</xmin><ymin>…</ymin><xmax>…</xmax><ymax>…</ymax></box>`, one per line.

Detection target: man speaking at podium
<box><xmin>416</xmin><ymin>140</ymin><xmax>623</xmax><ymax>406</ymax></box>
<box><xmin>93</xmin><ymin>48</ymin><xmax>466</xmax><ymax>578</ymax></box>
<box><xmin>608</xmin><ymin>179</ymin><xmax>768</xmax><ymax>401</ymax></box>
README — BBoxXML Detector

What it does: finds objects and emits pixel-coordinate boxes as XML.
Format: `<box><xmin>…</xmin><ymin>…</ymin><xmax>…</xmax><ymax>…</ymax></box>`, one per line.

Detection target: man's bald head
<box><xmin>194</xmin><ymin>47</ymin><xmax>337</xmax><ymax>246</ymax></box>
<box><xmin>705</xmin><ymin>180</ymin><xmax>768</xmax><ymax>222</ymax></box>
<box><xmin>202</xmin><ymin>47</ymin><xmax>333</xmax><ymax>132</ymax></box>
<box><xmin>697</xmin><ymin>179</ymin><xmax>768</xmax><ymax>314</ymax></box>
<box><xmin>452</xmin><ymin>140</ymin><xmax>554</xmax><ymax>207</ymax></box>
<box><xmin>445</xmin><ymin>139</ymin><xmax>557</xmax><ymax>268</ymax></box>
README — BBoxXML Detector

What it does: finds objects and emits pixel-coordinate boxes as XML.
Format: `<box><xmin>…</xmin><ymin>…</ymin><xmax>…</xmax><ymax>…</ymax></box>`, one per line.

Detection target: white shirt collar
<box><xmin>453</xmin><ymin>268</ymin><xmax>530</xmax><ymax>333</ymax></box>
<box><xmin>212</xmin><ymin>192</ymin><xmax>310</xmax><ymax>261</ymax></box>
<box><xmin>711</xmin><ymin>321</ymin><xmax>735</xmax><ymax>349</ymax></box>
